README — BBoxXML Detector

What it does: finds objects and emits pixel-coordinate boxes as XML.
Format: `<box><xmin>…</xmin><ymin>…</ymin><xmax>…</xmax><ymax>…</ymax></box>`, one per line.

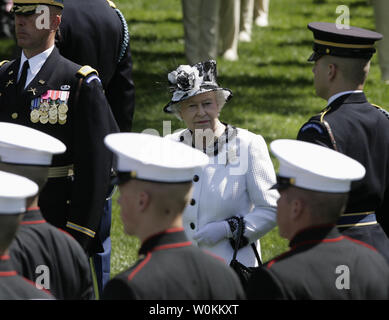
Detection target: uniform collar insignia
<box><xmin>28</xmin><ymin>87</ymin><xmax>37</xmax><ymax>96</ymax></box>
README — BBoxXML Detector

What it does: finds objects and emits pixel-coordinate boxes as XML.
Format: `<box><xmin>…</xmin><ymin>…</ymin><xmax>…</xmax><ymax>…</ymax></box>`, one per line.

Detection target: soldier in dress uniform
<box><xmin>0</xmin><ymin>122</ymin><xmax>93</xmax><ymax>300</ymax></box>
<box><xmin>0</xmin><ymin>170</ymin><xmax>53</xmax><ymax>300</ymax></box>
<box><xmin>56</xmin><ymin>0</ymin><xmax>135</xmax><ymax>294</ymax></box>
<box><xmin>0</xmin><ymin>0</ymin><xmax>119</xmax><ymax>265</ymax></box>
<box><xmin>246</xmin><ymin>139</ymin><xmax>389</xmax><ymax>300</ymax></box>
<box><xmin>296</xmin><ymin>22</ymin><xmax>389</xmax><ymax>263</ymax></box>
<box><xmin>102</xmin><ymin>133</ymin><xmax>245</xmax><ymax>299</ymax></box>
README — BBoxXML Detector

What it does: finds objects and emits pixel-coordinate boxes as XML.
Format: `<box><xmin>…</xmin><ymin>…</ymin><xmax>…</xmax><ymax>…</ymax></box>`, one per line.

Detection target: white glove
<box><xmin>193</xmin><ymin>221</ymin><xmax>232</xmax><ymax>246</ymax></box>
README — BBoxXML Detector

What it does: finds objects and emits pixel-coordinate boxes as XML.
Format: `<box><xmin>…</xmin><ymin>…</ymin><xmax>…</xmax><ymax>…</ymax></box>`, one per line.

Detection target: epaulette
<box><xmin>106</xmin><ymin>0</ymin><xmax>117</xmax><ymax>8</ymax></box>
<box><xmin>77</xmin><ymin>65</ymin><xmax>99</xmax><ymax>78</ymax></box>
<box><xmin>0</xmin><ymin>60</ymin><xmax>10</xmax><ymax>68</ymax></box>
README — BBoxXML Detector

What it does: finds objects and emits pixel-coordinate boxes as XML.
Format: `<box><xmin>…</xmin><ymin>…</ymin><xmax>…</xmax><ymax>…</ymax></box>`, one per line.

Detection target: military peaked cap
<box><xmin>307</xmin><ymin>22</ymin><xmax>382</xmax><ymax>61</ymax></box>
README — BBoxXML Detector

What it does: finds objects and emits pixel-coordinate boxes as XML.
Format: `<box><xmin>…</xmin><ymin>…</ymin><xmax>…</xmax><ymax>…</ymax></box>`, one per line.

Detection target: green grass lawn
<box><xmin>1</xmin><ymin>0</ymin><xmax>387</xmax><ymax>278</ymax></box>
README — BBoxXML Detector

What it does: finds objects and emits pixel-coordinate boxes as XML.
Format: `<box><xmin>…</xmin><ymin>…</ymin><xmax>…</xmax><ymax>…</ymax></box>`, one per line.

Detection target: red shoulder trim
<box><xmin>58</xmin><ymin>228</ymin><xmax>73</xmax><ymax>238</ymax></box>
<box><xmin>203</xmin><ymin>250</ymin><xmax>225</xmax><ymax>263</ymax></box>
<box><xmin>141</xmin><ymin>228</ymin><xmax>185</xmax><ymax>245</ymax></box>
<box><xmin>290</xmin><ymin>236</ymin><xmax>345</xmax><ymax>250</ymax></box>
<box><xmin>0</xmin><ymin>271</ymin><xmax>17</xmax><ymax>277</ymax></box>
<box><xmin>22</xmin><ymin>277</ymin><xmax>52</xmax><ymax>296</ymax></box>
<box><xmin>164</xmin><ymin>227</ymin><xmax>185</xmax><ymax>234</ymax></box>
<box><xmin>152</xmin><ymin>241</ymin><xmax>192</xmax><ymax>252</ymax></box>
<box><xmin>20</xmin><ymin>219</ymin><xmax>46</xmax><ymax>225</ymax></box>
<box><xmin>344</xmin><ymin>236</ymin><xmax>377</xmax><ymax>252</ymax></box>
<box><xmin>27</xmin><ymin>206</ymin><xmax>40</xmax><ymax>212</ymax></box>
<box><xmin>267</xmin><ymin>236</ymin><xmax>346</xmax><ymax>269</ymax></box>
<box><xmin>128</xmin><ymin>252</ymin><xmax>152</xmax><ymax>281</ymax></box>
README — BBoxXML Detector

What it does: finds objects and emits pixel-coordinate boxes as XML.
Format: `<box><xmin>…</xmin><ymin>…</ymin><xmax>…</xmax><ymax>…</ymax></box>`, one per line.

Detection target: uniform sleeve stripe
<box><xmin>66</xmin><ymin>221</ymin><xmax>96</xmax><ymax>238</ymax></box>
<box><xmin>128</xmin><ymin>252</ymin><xmax>152</xmax><ymax>281</ymax></box>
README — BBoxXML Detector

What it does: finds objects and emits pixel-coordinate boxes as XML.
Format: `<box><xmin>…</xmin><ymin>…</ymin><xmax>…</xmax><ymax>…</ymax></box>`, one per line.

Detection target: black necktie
<box><xmin>17</xmin><ymin>60</ymin><xmax>29</xmax><ymax>94</ymax></box>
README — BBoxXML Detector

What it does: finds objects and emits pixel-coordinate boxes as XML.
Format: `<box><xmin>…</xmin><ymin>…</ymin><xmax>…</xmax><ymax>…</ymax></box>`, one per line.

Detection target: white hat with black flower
<box><xmin>163</xmin><ymin>60</ymin><xmax>232</xmax><ymax>114</ymax></box>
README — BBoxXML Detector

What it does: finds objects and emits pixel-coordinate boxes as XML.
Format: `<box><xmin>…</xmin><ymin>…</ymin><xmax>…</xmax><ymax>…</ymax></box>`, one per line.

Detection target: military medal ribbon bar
<box><xmin>30</xmin><ymin>90</ymin><xmax>70</xmax><ymax>125</ymax></box>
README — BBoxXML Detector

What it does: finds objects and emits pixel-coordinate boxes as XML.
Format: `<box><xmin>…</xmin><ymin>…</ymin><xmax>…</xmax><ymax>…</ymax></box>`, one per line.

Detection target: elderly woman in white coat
<box><xmin>164</xmin><ymin>60</ymin><xmax>279</xmax><ymax>267</ymax></box>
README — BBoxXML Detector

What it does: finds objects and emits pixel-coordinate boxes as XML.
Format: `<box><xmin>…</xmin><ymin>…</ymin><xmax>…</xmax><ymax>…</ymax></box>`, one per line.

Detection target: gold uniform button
<box><xmin>11</xmin><ymin>113</ymin><xmax>18</xmax><ymax>119</ymax></box>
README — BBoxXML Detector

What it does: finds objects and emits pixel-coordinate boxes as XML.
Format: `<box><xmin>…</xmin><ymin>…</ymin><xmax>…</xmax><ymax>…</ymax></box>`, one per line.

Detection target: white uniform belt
<box><xmin>48</xmin><ymin>164</ymin><xmax>74</xmax><ymax>178</ymax></box>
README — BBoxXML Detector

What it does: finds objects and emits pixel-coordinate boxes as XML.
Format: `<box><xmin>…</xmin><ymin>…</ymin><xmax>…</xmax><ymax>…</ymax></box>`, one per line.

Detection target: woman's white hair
<box><xmin>170</xmin><ymin>89</ymin><xmax>229</xmax><ymax>121</ymax></box>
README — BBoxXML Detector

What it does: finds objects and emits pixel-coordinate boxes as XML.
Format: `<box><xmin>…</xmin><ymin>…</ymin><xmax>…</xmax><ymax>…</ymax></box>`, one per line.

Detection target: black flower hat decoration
<box><xmin>164</xmin><ymin>60</ymin><xmax>232</xmax><ymax>113</ymax></box>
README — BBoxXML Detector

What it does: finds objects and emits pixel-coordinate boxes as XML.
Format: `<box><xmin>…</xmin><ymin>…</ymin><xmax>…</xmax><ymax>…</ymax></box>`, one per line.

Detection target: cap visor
<box><xmin>307</xmin><ymin>52</ymin><xmax>322</xmax><ymax>62</ymax></box>
<box><xmin>11</xmin><ymin>5</ymin><xmax>39</xmax><ymax>15</ymax></box>
<box><xmin>269</xmin><ymin>182</ymin><xmax>279</xmax><ymax>190</ymax></box>
<box><xmin>269</xmin><ymin>182</ymin><xmax>290</xmax><ymax>191</ymax></box>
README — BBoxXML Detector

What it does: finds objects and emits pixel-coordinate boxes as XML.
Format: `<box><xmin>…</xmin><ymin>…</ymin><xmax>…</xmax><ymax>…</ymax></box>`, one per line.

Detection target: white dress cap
<box><xmin>270</xmin><ymin>139</ymin><xmax>366</xmax><ymax>193</ymax></box>
<box><xmin>104</xmin><ymin>133</ymin><xmax>209</xmax><ymax>183</ymax></box>
<box><xmin>0</xmin><ymin>170</ymin><xmax>38</xmax><ymax>214</ymax></box>
<box><xmin>0</xmin><ymin>122</ymin><xmax>66</xmax><ymax>165</ymax></box>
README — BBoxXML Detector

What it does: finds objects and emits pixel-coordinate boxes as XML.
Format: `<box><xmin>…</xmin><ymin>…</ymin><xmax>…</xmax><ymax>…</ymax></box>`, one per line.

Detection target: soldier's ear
<box><xmin>48</xmin><ymin>7</ymin><xmax>62</xmax><ymax>31</ymax></box>
<box><xmin>290</xmin><ymin>198</ymin><xmax>304</xmax><ymax>221</ymax></box>
<box><xmin>138</xmin><ymin>191</ymin><xmax>151</xmax><ymax>213</ymax></box>
<box><xmin>328</xmin><ymin>63</ymin><xmax>338</xmax><ymax>81</ymax></box>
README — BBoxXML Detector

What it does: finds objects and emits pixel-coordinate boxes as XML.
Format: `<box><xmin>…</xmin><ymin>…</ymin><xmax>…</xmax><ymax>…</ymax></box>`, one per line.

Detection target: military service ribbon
<box><xmin>30</xmin><ymin>90</ymin><xmax>70</xmax><ymax>125</ymax></box>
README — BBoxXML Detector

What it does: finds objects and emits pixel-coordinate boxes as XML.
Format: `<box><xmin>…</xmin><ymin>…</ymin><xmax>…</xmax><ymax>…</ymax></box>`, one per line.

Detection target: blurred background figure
<box><xmin>372</xmin><ymin>0</ymin><xmax>389</xmax><ymax>84</ymax></box>
<box><xmin>181</xmin><ymin>0</ymin><xmax>220</xmax><ymax>65</ymax></box>
<box><xmin>57</xmin><ymin>0</ymin><xmax>135</xmax><ymax>133</ymax></box>
<box><xmin>239</xmin><ymin>0</ymin><xmax>254</xmax><ymax>43</ymax></box>
<box><xmin>0</xmin><ymin>0</ymin><xmax>13</xmax><ymax>39</ymax></box>
<box><xmin>57</xmin><ymin>0</ymin><xmax>135</xmax><ymax>297</ymax></box>
<box><xmin>254</xmin><ymin>0</ymin><xmax>269</xmax><ymax>27</ymax></box>
<box><xmin>219</xmin><ymin>0</ymin><xmax>240</xmax><ymax>61</ymax></box>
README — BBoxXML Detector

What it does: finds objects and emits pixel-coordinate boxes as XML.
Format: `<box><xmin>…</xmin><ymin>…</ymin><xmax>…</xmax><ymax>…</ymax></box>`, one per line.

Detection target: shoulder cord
<box><xmin>371</xmin><ymin>103</ymin><xmax>389</xmax><ymax>121</ymax></box>
<box><xmin>320</xmin><ymin>107</ymin><xmax>338</xmax><ymax>151</ymax></box>
<box><xmin>113</xmin><ymin>8</ymin><xmax>130</xmax><ymax>63</ymax></box>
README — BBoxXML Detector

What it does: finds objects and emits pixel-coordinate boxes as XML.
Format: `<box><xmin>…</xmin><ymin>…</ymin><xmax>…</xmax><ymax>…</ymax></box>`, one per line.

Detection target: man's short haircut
<box><xmin>289</xmin><ymin>186</ymin><xmax>349</xmax><ymax>224</ymax></box>
<box><xmin>324</xmin><ymin>55</ymin><xmax>370</xmax><ymax>87</ymax></box>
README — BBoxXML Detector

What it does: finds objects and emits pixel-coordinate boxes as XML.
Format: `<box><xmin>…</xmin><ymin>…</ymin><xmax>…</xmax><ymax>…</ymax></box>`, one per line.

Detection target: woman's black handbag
<box><xmin>229</xmin><ymin>217</ymin><xmax>262</xmax><ymax>289</ymax></box>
